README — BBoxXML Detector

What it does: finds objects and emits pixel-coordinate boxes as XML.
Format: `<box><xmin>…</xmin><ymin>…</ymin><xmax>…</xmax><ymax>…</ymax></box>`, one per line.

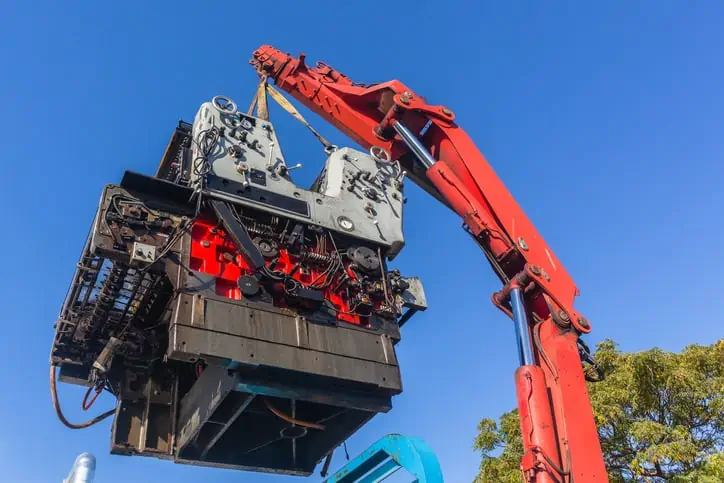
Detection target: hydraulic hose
<box><xmin>50</xmin><ymin>365</ymin><xmax>115</xmax><ymax>429</ymax></box>
<box><xmin>263</xmin><ymin>398</ymin><xmax>325</xmax><ymax>430</ymax></box>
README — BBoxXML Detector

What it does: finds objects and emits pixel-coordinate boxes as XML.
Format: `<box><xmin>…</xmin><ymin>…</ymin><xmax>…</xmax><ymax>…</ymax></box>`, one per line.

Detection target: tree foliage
<box><xmin>473</xmin><ymin>339</ymin><xmax>724</xmax><ymax>482</ymax></box>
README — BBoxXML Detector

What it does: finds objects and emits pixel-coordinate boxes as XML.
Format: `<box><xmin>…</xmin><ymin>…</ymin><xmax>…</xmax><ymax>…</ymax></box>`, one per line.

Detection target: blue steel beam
<box><xmin>324</xmin><ymin>434</ymin><xmax>443</xmax><ymax>482</ymax></box>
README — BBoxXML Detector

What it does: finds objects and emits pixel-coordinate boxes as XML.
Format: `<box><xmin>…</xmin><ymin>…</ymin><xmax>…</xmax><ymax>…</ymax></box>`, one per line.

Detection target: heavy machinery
<box><xmin>50</xmin><ymin>45</ymin><xmax>607</xmax><ymax>482</ymax></box>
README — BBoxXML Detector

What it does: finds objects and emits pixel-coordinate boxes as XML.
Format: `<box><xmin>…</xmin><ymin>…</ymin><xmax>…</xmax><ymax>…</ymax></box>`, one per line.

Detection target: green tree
<box><xmin>473</xmin><ymin>339</ymin><xmax>724</xmax><ymax>482</ymax></box>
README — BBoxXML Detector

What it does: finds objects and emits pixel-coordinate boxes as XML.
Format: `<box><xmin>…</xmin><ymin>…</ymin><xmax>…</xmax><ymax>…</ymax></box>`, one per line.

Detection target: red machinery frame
<box><xmin>251</xmin><ymin>45</ymin><xmax>607</xmax><ymax>482</ymax></box>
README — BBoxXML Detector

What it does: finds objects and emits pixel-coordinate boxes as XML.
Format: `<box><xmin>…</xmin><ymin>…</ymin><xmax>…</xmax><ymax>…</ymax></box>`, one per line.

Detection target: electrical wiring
<box><xmin>138</xmin><ymin>216</ymin><xmax>196</xmax><ymax>275</ymax></box>
<box><xmin>50</xmin><ymin>365</ymin><xmax>115</xmax><ymax>429</ymax></box>
<box><xmin>308</xmin><ymin>231</ymin><xmax>343</xmax><ymax>289</ymax></box>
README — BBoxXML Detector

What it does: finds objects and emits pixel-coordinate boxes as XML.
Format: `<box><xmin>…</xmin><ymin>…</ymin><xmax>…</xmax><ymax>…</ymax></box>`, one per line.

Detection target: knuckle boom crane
<box><xmin>48</xmin><ymin>44</ymin><xmax>606</xmax><ymax>482</ymax></box>
<box><xmin>250</xmin><ymin>46</ymin><xmax>607</xmax><ymax>482</ymax></box>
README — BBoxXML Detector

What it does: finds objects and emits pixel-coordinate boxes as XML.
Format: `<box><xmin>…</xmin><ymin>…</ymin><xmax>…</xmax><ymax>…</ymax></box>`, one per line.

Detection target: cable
<box><xmin>138</xmin><ymin>216</ymin><xmax>196</xmax><ymax>275</ymax></box>
<box><xmin>191</xmin><ymin>127</ymin><xmax>220</xmax><ymax>178</ymax></box>
<box><xmin>533</xmin><ymin>321</ymin><xmax>558</xmax><ymax>381</ymax></box>
<box><xmin>320</xmin><ymin>451</ymin><xmax>333</xmax><ymax>477</ymax></box>
<box><xmin>81</xmin><ymin>385</ymin><xmax>103</xmax><ymax>411</ymax></box>
<box><xmin>263</xmin><ymin>398</ymin><xmax>325</xmax><ymax>430</ymax></box>
<box><xmin>50</xmin><ymin>365</ymin><xmax>115</xmax><ymax>429</ymax></box>
<box><xmin>535</xmin><ymin>446</ymin><xmax>570</xmax><ymax>479</ymax></box>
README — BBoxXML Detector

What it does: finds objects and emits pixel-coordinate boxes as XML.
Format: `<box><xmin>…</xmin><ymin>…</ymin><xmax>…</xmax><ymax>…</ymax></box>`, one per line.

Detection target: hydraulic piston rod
<box><xmin>510</xmin><ymin>288</ymin><xmax>535</xmax><ymax>366</ymax></box>
<box><xmin>392</xmin><ymin>121</ymin><xmax>435</xmax><ymax>169</ymax></box>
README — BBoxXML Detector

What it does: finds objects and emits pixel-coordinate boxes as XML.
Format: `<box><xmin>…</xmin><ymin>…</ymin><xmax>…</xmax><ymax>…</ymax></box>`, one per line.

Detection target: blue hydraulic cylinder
<box><xmin>510</xmin><ymin>288</ymin><xmax>535</xmax><ymax>366</ymax></box>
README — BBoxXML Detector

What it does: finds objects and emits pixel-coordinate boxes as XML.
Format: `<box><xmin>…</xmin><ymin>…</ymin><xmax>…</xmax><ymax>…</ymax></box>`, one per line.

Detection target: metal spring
<box><xmin>241</xmin><ymin>216</ymin><xmax>275</xmax><ymax>237</ymax></box>
<box><xmin>300</xmin><ymin>251</ymin><xmax>335</xmax><ymax>265</ymax></box>
<box><xmin>80</xmin><ymin>264</ymin><xmax>128</xmax><ymax>341</ymax></box>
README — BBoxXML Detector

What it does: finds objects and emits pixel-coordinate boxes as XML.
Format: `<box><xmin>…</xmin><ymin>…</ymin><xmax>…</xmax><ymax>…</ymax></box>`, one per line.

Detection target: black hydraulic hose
<box><xmin>50</xmin><ymin>365</ymin><xmax>115</xmax><ymax>429</ymax></box>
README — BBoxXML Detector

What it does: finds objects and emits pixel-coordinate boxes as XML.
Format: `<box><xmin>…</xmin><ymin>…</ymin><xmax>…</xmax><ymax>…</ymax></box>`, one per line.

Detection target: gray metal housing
<box><xmin>191</xmin><ymin>100</ymin><xmax>406</xmax><ymax>258</ymax></box>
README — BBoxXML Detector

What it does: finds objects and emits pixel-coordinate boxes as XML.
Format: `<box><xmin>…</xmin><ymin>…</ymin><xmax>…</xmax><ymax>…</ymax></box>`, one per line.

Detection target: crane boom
<box><xmin>251</xmin><ymin>45</ymin><xmax>608</xmax><ymax>482</ymax></box>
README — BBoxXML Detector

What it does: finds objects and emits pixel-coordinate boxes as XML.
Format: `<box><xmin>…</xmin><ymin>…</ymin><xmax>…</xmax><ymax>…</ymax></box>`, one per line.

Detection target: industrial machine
<box><xmin>50</xmin><ymin>95</ymin><xmax>426</xmax><ymax>475</ymax></box>
<box><xmin>50</xmin><ymin>45</ymin><xmax>607</xmax><ymax>482</ymax></box>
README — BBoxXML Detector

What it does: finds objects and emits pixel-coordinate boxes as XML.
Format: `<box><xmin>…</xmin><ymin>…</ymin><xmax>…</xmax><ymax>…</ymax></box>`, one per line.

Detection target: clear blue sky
<box><xmin>1</xmin><ymin>2</ymin><xmax>723</xmax><ymax>482</ymax></box>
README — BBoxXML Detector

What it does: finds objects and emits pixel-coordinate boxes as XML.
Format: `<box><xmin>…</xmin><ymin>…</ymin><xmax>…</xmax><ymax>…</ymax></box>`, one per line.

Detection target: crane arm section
<box><xmin>251</xmin><ymin>45</ymin><xmax>608</xmax><ymax>482</ymax></box>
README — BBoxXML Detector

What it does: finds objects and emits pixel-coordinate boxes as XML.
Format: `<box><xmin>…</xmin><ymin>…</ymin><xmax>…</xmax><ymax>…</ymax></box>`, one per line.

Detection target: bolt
<box><xmin>577</xmin><ymin>317</ymin><xmax>590</xmax><ymax>330</ymax></box>
<box><xmin>529</xmin><ymin>265</ymin><xmax>541</xmax><ymax>276</ymax></box>
<box><xmin>442</xmin><ymin>107</ymin><xmax>453</xmax><ymax>116</ymax></box>
<box><xmin>518</xmin><ymin>237</ymin><xmax>529</xmax><ymax>251</ymax></box>
<box><xmin>228</xmin><ymin>145</ymin><xmax>242</xmax><ymax>158</ymax></box>
<box><xmin>400</xmin><ymin>97</ymin><xmax>410</xmax><ymax>105</ymax></box>
<box><xmin>558</xmin><ymin>310</ymin><xmax>570</xmax><ymax>322</ymax></box>
<box><xmin>200</xmin><ymin>240</ymin><xmax>210</xmax><ymax>248</ymax></box>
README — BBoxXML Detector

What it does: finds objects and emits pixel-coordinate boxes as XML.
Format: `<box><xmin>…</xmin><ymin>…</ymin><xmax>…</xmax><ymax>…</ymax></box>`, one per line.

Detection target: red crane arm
<box><xmin>251</xmin><ymin>45</ymin><xmax>608</xmax><ymax>482</ymax></box>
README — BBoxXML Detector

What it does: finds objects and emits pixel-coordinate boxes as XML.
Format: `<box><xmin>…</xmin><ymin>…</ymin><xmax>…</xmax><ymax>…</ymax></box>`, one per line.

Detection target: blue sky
<box><xmin>1</xmin><ymin>2</ymin><xmax>723</xmax><ymax>482</ymax></box>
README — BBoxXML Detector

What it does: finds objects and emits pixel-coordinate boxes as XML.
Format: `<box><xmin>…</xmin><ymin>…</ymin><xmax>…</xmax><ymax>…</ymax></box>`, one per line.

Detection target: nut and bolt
<box><xmin>518</xmin><ymin>237</ymin><xmax>529</xmax><ymax>251</ymax></box>
<box><xmin>200</xmin><ymin>240</ymin><xmax>211</xmax><ymax>248</ymax></box>
<box><xmin>529</xmin><ymin>265</ymin><xmax>541</xmax><ymax>276</ymax></box>
<box><xmin>577</xmin><ymin>317</ymin><xmax>590</xmax><ymax>330</ymax></box>
<box><xmin>442</xmin><ymin>107</ymin><xmax>453</xmax><ymax>116</ymax></box>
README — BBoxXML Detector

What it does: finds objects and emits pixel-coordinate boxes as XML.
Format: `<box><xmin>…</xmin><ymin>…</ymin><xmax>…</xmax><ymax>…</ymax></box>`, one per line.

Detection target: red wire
<box><xmin>82</xmin><ymin>386</ymin><xmax>102</xmax><ymax>411</ymax></box>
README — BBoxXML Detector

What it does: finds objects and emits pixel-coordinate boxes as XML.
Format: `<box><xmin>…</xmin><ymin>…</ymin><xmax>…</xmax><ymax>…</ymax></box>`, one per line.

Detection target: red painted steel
<box><xmin>250</xmin><ymin>46</ymin><xmax>608</xmax><ymax>481</ymax></box>
<box><xmin>189</xmin><ymin>216</ymin><xmax>369</xmax><ymax>325</ymax></box>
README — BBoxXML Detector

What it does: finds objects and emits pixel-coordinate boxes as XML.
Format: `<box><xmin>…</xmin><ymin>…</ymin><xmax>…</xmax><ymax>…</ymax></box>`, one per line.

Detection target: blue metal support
<box><xmin>324</xmin><ymin>434</ymin><xmax>444</xmax><ymax>482</ymax></box>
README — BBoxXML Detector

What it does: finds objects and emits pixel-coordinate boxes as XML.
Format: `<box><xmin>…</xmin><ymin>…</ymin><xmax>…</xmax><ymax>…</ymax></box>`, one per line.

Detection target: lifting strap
<box><xmin>248</xmin><ymin>77</ymin><xmax>333</xmax><ymax>150</ymax></box>
<box><xmin>247</xmin><ymin>75</ymin><xmax>269</xmax><ymax>121</ymax></box>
